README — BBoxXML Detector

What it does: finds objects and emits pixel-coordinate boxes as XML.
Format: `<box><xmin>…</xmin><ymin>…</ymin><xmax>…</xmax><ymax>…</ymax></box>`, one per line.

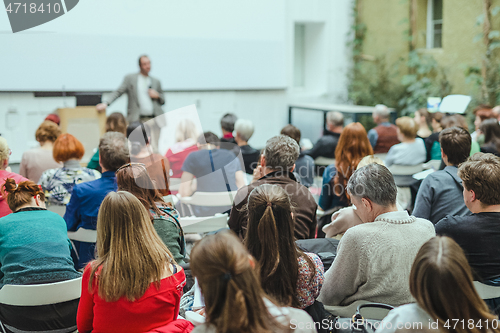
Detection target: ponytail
<box><xmin>257</xmin><ymin>204</ymin><xmax>280</xmax><ymax>277</ymax></box>
<box><xmin>2</xmin><ymin>178</ymin><xmax>44</xmax><ymax>212</ymax></box>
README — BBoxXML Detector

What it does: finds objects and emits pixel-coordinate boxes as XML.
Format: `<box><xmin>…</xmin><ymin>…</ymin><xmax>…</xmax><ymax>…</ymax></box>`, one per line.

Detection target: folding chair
<box><xmin>177</xmin><ymin>191</ymin><xmax>237</xmax><ymax>216</ymax></box>
<box><xmin>67</xmin><ymin>228</ymin><xmax>97</xmax><ymax>243</ymax></box>
<box><xmin>179</xmin><ymin>214</ymin><xmax>229</xmax><ymax>234</ymax></box>
<box><xmin>47</xmin><ymin>204</ymin><xmax>66</xmax><ymax>217</ymax></box>
<box><xmin>473</xmin><ymin>281</ymin><xmax>500</xmax><ymax>300</ymax></box>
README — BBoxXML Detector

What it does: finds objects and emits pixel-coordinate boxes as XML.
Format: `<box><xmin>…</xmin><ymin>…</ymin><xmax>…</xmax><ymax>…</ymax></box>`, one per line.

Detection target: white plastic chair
<box><xmin>388</xmin><ymin>164</ymin><xmax>424</xmax><ymax>175</ymax></box>
<box><xmin>177</xmin><ymin>191</ymin><xmax>237</xmax><ymax>216</ymax></box>
<box><xmin>474</xmin><ymin>281</ymin><xmax>500</xmax><ymax>300</ymax></box>
<box><xmin>47</xmin><ymin>204</ymin><xmax>66</xmax><ymax>217</ymax></box>
<box><xmin>67</xmin><ymin>228</ymin><xmax>97</xmax><ymax>243</ymax></box>
<box><xmin>314</xmin><ymin>157</ymin><xmax>336</xmax><ymax>167</ymax></box>
<box><xmin>180</xmin><ymin>214</ymin><xmax>229</xmax><ymax>234</ymax></box>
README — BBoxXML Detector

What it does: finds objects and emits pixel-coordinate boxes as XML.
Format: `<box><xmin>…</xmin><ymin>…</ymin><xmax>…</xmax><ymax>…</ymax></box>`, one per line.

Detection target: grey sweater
<box><xmin>318</xmin><ymin>211</ymin><xmax>435</xmax><ymax>306</ymax></box>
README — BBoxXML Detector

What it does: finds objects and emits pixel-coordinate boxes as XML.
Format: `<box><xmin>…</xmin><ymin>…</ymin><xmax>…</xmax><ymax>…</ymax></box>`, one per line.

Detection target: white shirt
<box><xmin>137</xmin><ymin>74</ymin><xmax>153</xmax><ymax>116</ymax></box>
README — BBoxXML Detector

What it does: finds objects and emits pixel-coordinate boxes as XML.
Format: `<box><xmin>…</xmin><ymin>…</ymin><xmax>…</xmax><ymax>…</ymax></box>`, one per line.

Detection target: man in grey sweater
<box><xmin>413</xmin><ymin>127</ymin><xmax>472</xmax><ymax>224</ymax></box>
<box><xmin>318</xmin><ymin>163</ymin><xmax>435</xmax><ymax>307</ymax></box>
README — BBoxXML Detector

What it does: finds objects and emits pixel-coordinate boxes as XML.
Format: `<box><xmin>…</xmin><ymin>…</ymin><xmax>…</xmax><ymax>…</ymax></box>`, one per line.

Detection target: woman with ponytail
<box><xmin>190</xmin><ymin>231</ymin><xmax>316</xmax><ymax>333</ymax></box>
<box><xmin>127</xmin><ymin>121</ymin><xmax>171</xmax><ymax>196</ymax></box>
<box><xmin>245</xmin><ymin>184</ymin><xmax>324</xmax><ymax>310</ymax></box>
<box><xmin>376</xmin><ymin>236</ymin><xmax>500</xmax><ymax>333</ymax></box>
<box><xmin>0</xmin><ymin>178</ymin><xmax>80</xmax><ymax>331</ymax></box>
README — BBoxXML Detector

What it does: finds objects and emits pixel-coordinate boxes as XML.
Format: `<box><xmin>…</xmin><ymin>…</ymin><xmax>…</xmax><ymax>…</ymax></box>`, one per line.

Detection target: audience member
<box><xmin>64</xmin><ymin>132</ymin><xmax>129</xmax><ymax>269</ymax></box>
<box><xmin>245</xmin><ymin>184</ymin><xmax>324</xmax><ymax>309</ymax></box>
<box><xmin>304</xmin><ymin>111</ymin><xmax>344</xmax><ymax>159</ymax></box>
<box><xmin>220</xmin><ymin>113</ymin><xmax>237</xmax><ymax>145</ymax></box>
<box><xmin>234</xmin><ymin>119</ymin><xmax>260</xmax><ymax>174</ymax></box>
<box><xmin>190</xmin><ymin>231</ymin><xmax>316</xmax><ymax>333</ymax></box>
<box><xmin>435</xmin><ymin>153</ymin><xmax>500</xmax><ymax>284</ymax></box>
<box><xmin>116</xmin><ymin>163</ymin><xmax>185</xmax><ymax>264</ymax></box>
<box><xmin>425</xmin><ymin>112</ymin><xmax>444</xmax><ymax>161</ymax></box>
<box><xmin>281</xmin><ymin>124</ymin><xmax>315</xmax><ymax>187</ymax></box>
<box><xmin>165</xmin><ymin>118</ymin><xmax>199</xmax><ymax>178</ymax></box>
<box><xmin>128</xmin><ymin>121</ymin><xmax>171</xmax><ymax>195</ymax></box>
<box><xmin>442</xmin><ymin>114</ymin><xmax>480</xmax><ymax>155</ymax></box>
<box><xmin>19</xmin><ymin>120</ymin><xmax>62</xmax><ymax>182</ymax></box>
<box><xmin>472</xmin><ymin>104</ymin><xmax>495</xmax><ymax>143</ymax></box>
<box><xmin>413</xmin><ymin>127</ymin><xmax>471</xmax><ymax>224</ymax></box>
<box><xmin>318</xmin><ymin>122</ymin><xmax>373</xmax><ymax>212</ymax></box>
<box><xmin>0</xmin><ymin>137</ymin><xmax>28</xmax><ymax>218</ymax></box>
<box><xmin>87</xmin><ymin>112</ymin><xmax>127</xmax><ymax>172</ymax></box>
<box><xmin>367</xmin><ymin>104</ymin><xmax>399</xmax><ymax>154</ymax></box>
<box><xmin>39</xmin><ymin>134</ymin><xmax>101</xmax><ymax>206</ymax></box>
<box><xmin>376</xmin><ymin>237</ymin><xmax>499</xmax><ymax>333</ymax></box>
<box><xmin>77</xmin><ymin>191</ymin><xmax>188</xmax><ymax>333</ymax></box>
<box><xmin>0</xmin><ymin>179</ymin><xmax>80</xmax><ymax>331</ymax></box>
<box><xmin>228</xmin><ymin>135</ymin><xmax>317</xmax><ymax>240</ymax></box>
<box><xmin>318</xmin><ymin>163</ymin><xmax>435</xmax><ymax>306</ymax></box>
<box><xmin>479</xmin><ymin>118</ymin><xmax>500</xmax><ymax>157</ymax></box>
<box><xmin>44</xmin><ymin>113</ymin><xmax>61</xmax><ymax>126</ymax></box>
<box><xmin>385</xmin><ymin>116</ymin><xmax>426</xmax><ymax>167</ymax></box>
<box><xmin>414</xmin><ymin>108</ymin><xmax>432</xmax><ymax>139</ymax></box>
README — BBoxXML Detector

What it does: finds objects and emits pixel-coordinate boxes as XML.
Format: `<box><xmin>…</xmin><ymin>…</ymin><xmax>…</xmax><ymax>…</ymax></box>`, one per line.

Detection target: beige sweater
<box><xmin>318</xmin><ymin>211</ymin><xmax>435</xmax><ymax>307</ymax></box>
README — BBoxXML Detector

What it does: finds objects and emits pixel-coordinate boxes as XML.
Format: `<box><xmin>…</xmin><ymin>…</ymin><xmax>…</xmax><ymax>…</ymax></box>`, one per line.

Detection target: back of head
<box><xmin>2</xmin><ymin>179</ymin><xmax>45</xmax><ymax>212</ymax></box>
<box><xmin>44</xmin><ymin>113</ymin><xmax>61</xmax><ymax>126</ymax></box>
<box><xmin>198</xmin><ymin>132</ymin><xmax>220</xmax><ymax>146</ymax></box>
<box><xmin>99</xmin><ymin>132</ymin><xmax>129</xmax><ymax>171</ymax></box>
<box><xmin>105</xmin><ymin>112</ymin><xmax>127</xmax><ymax>135</ymax></box>
<box><xmin>127</xmin><ymin>121</ymin><xmax>150</xmax><ymax>155</ymax></box>
<box><xmin>0</xmin><ymin>137</ymin><xmax>9</xmax><ymax>165</ymax></box>
<box><xmin>221</xmin><ymin>113</ymin><xmax>237</xmax><ymax>133</ymax></box>
<box><xmin>280</xmin><ymin>124</ymin><xmax>301</xmax><ymax>145</ymax></box>
<box><xmin>373</xmin><ymin>104</ymin><xmax>389</xmax><ymax>120</ymax></box>
<box><xmin>245</xmin><ymin>184</ymin><xmax>300</xmax><ymax>307</ymax></box>
<box><xmin>190</xmin><ymin>231</ymin><xmax>278</xmax><ymax>333</ymax></box>
<box><xmin>356</xmin><ymin>155</ymin><xmax>384</xmax><ymax>169</ymax></box>
<box><xmin>439</xmin><ymin>127</ymin><xmax>471</xmax><ymax>166</ymax></box>
<box><xmin>175</xmin><ymin>118</ymin><xmax>198</xmax><ymax>143</ymax></box>
<box><xmin>410</xmin><ymin>237</ymin><xmax>496</xmax><ymax>332</ymax></box>
<box><xmin>235</xmin><ymin>119</ymin><xmax>255</xmax><ymax>142</ymax></box>
<box><xmin>91</xmin><ymin>191</ymin><xmax>173</xmax><ymax>302</ymax></box>
<box><xmin>264</xmin><ymin>135</ymin><xmax>299</xmax><ymax>172</ymax></box>
<box><xmin>441</xmin><ymin>114</ymin><xmax>468</xmax><ymax>131</ymax></box>
<box><xmin>479</xmin><ymin>118</ymin><xmax>500</xmax><ymax>146</ymax></box>
<box><xmin>53</xmin><ymin>133</ymin><xmax>85</xmax><ymax>163</ymax></box>
<box><xmin>458</xmin><ymin>153</ymin><xmax>500</xmax><ymax>206</ymax></box>
<box><xmin>36</xmin><ymin>120</ymin><xmax>61</xmax><ymax>144</ymax></box>
<box><xmin>326</xmin><ymin>111</ymin><xmax>344</xmax><ymax>127</ymax></box>
<box><xmin>396</xmin><ymin>116</ymin><xmax>418</xmax><ymax>139</ymax></box>
<box><xmin>347</xmin><ymin>163</ymin><xmax>397</xmax><ymax>207</ymax></box>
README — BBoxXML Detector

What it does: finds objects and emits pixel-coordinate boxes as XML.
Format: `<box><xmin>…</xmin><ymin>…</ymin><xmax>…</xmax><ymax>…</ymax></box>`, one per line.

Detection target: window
<box><xmin>427</xmin><ymin>0</ymin><xmax>443</xmax><ymax>48</ymax></box>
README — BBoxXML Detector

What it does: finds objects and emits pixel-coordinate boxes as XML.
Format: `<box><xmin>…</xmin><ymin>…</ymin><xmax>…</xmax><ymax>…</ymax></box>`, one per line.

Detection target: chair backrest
<box><xmin>0</xmin><ymin>277</ymin><xmax>82</xmax><ymax>306</ymax></box>
<box><xmin>178</xmin><ymin>191</ymin><xmax>238</xmax><ymax>207</ymax></box>
<box><xmin>473</xmin><ymin>281</ymin><xmax>500</xmax><ymax>300</ymax></box>
<box><xmin>314</xmin><ymin>157</ymin><xmax>336</xmax><ymax>167</ymax></box>
<box><xmin>47</xmin><ymin>204</ymin><xmax>66</xmax><ymax>217</ymax></box>
<box><xmin>180</xmin><ymin>214</ymin><xmax>228</xmax><ymax>234</ymax></box>
<box><xmin>67</xmin><ymin>228</ymin><xmax>97</xmax><ymax>243</ymax></box>
<box><xmin>388</xmin><ymin>164</ymin><xmax>424</xmax><ymax>176</ymax></box>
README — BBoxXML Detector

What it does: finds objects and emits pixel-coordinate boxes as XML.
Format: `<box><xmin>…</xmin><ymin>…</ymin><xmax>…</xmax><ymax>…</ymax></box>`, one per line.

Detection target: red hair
<box><xmin>2</xmin><ymin>178</ymin><xmax>45</xmax><ymax>212</ymax></box>
<box><xmin>333</xmin><ymin>122</ymin><xmax>373</xmax><ymax>204</ymax></box>
<box><xmin>53</xmin><ymin>133</ymin><xmax>85</xmax><ymax>163</ymax></box>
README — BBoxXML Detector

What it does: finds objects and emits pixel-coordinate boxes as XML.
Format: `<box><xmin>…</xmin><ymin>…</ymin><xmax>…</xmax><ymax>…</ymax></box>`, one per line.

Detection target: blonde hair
<box><xmin>356</xmin><ymin>155</ymin><xmax>384</xmax><ymax>169</ymax></box>
<box><xmin>88</xmin><ymin>191</ymin><xmax>175</xmax><ymax>302</ymax></box>
<box><xmin>175</xmin><ymin>119</ymin><xmax>198</xmax><ymax>143</ymax></box>
<box><xmin>0</xmin><ymin>137</ymin><xmax>9</xmax><ymax>164</ymax></box>
<box><xmin>396</xmin><ymin>116</ymin><xmax>419</xmax><ymax>138</ymax></box>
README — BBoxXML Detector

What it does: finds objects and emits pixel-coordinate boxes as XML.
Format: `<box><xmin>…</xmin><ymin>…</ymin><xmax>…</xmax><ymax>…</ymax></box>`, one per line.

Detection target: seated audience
<box><xmin>436</xmin><ymin>153</ymin><xmax>500</xmax><ymax>284</ymax></box>
<box><xmin>385</xmin><ymin>116</ymin><xmax>426</xmax><ymax>167</ymax></box>
<box><xmin>128</xmin><ymin>121</ymin><xmax>170</xmax><ymax>195</ymax></box>
<box><xmin>87</xmin><ymin>112</ymin><xmax>127</xmax><ymax>172</ymax></box>
<box><xmin>116</xmin><ymin>163</ymin><xmax>186</xmax><ymax>264</ymax></box>
<box><xmin>425</xmin><ymin>112</ymin><xmax>444</xmax><ymax>161</ymax></box>
<box><xmin>413</xmin><ymin>127</ymin><xmax>472</xmax><ymax>224</ymax></box>
<box><xmin>228</xmin><ymin>135</ymin><xmax>317</xmax><ymax>240</ymax></box>
<box><xmin>319</xmin><ymin>122</ymin><xmax>373</xmax><ymax>212</ymax></box>
<box><xmin>376</xmin><ymin>237</ymin><xmax>499</xmax><ymax>333</ymax></box>
<box><xmin>0</xmin><ymin>179</ymin><xmax>81</xmax><ymax>332</ymax></box>
<box><xmin>64</xmin><ymin>132</ymin><xmax>129</xmax><ymax>270</ymax></box>
<box><xmin>39</xmin><ymin>134</ymin><xmax>101</xmax><ymax>206</ymax></box>
<box><xmin>77</xmin><ymin>191</ymin><xmax>188</xmax><ymax>333</ymax></box>
<box><xmin>442</xmin><ymin>114</ymin><xmax>480</xmax><ymax>156</ymax></box>
<box><xmin>19</xmin><ymin>120</ymin><xmax>62</xmax><ymax>182</ymax></box>
<box><xmin>165</xmin><ymin>118</ymin><xmax>199</xmax><ymax>178</ymax></box>
<box><xmin>367</xmin><ymin>104</ymin><xmax>399</xmax><ymax>154</ymax></box>
<box><xmin>190</xmin><ymin>231</ymin><xmax>316</xmax><ymax>333</ymax></box>
<box><xmin>245</xmin><ymin>184</ymin><xmax>324</xmax><ymax>309</ymax></box>
<box><xmin>234</xmin><ymin>119</ymin><xmax>260</xmax><ymax>174</ymax></box>
<box><xmin>304</xmin><ymin>111</ymin><xmax>344</xmax><ymax>159</ymax></box>
<box><xmin>44</xmin><ymin>113</ymin><xmax>60</xmax><ymax>126</ymax></box>
<box><xmin>281</xmin><ymin>124</ymin><xmax>315</xmax><ymax>188</ymax></box>
<box><xmin>318</xmin><ymin>163</ymin><xmax>435</xmax><ymax>306</ymax></box>
<box><xmin>220</xmin><ymin>113</ymin><xmax>237</xmax><ymax>145</ymax></box>
<box><xmin>0</xmin><ymin>137</ymin><xmax>28</xmax><ymax>218</ymax></box>
<box><xmin>472</xmin><ymin>104</ymin><xmax>495</xmax><ymax>143</ymax></box>
<box><xmin>479</xmin><ymin>118</ymin><xmax>500</xmax><ymax>157</ymax></box>
<box><xmin>179</xmin><ymin>132</ymin><xmax>245</xmax><ymax>216</ymax></box>
<box><xmin>414</xmin><ymin>108</ymin><xmax>432</xmax><ymax>139</ymax></box>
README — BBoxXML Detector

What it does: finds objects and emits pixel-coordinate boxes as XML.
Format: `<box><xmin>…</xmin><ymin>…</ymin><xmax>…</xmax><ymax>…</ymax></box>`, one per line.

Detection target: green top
<box><xmin>151</xmin><ymin>205</ymin><xmax>186</xmax><ymax>265</ymax></box>
<box><xmin>470</xmin><ymin>141</ymin><xmax>480</xmax><ymax>155</ymax></box>
<box><xmin>87</xmin><ymin>149</ymin><xmax>101</xmax><ymax>171</ymax></box>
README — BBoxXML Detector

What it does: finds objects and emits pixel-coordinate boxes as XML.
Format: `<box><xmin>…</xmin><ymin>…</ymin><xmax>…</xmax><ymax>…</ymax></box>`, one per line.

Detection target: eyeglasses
<box><xmin>117</xmin><ymin>162</ymin><xmax>146</xmax><ymax>172</ymax></box>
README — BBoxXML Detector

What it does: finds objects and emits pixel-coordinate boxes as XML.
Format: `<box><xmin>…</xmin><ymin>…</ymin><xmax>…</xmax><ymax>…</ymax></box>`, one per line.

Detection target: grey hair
<box><xmin>234</xmin><ymin>119</ymin><xmax>255</xmax><ymax>142</ymax></box>
<box><xmin>326</xmin><ymin>111</ymin><xmax>344</xmax><ymax>127</ymax></box>
<box><xmin>0</xmin><ymin>137</ymin><xmax>9</xmax><ymax>163</ymax></box>
<box><xmin>373</xmin><ymin>104</ymin><xmax>390</xmax><ymax>119</ymax></box>
<box><xmin>346</xmin><ymin>163</ymin><xmax>397</xmax><ymax>206</ymax></box>
<box><xmin>264</xmin><ymin>135</ymin><xmax>299</xmax><ymax>171</ymax></box>
<box><xmin>99</xmin><ymin>132</ymin><xmax>130</xmax><ymax>171</ymax></box>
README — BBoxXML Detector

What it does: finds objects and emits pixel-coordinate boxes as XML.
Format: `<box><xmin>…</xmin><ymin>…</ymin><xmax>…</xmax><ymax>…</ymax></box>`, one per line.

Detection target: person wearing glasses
<box><xmin>64</xmin><ymin>132</ymin><xmax>129</xmax><ymax>270</ymax></box>
<box><xmin>0</xmin><ymin>137</ymin><xmax>29</xmax><ymax>218</ymax></box>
